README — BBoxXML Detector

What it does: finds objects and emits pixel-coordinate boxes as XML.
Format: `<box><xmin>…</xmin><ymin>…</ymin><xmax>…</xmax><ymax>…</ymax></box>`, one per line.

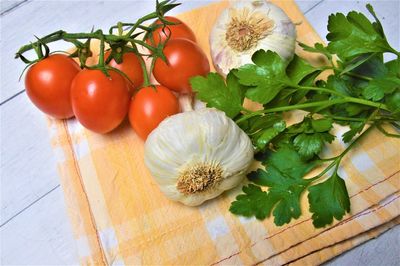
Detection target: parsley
<box><xmin>234</xmin><ymin>50</ymin><xmax>291</xmax><ymax>104</ymax></box>
<box><xmin>289</xmin><ymin>117</ymin><xmax>335</xmax><ymax>160</ymax></box>
<box><xmin>231</xmin><ymin>148</ymin><xmax>320</xmax><ymax>225</ymax></box>
<box><xmin>308</xmin><ymin>172</ymin><xmax>350</xmax><ymax>228</ymax></box>
<box><xmin>191</xmin><ymin>4</ymin><xmax>400</xmax><ymax>228</ymax></box>
<box><xmin>229</xmin><ymin>184</ymin><xmax>272</xmax><ymax>220</ymax></box>
<box><xmin>342</xmin><ymin>121</ymin><xmax>365</xmax><ymax>143</ymax></box>
<box><xmin>326</xmin><ymin>7</ymin><xmax>397</xmax><ymax>59</ymax></box>
<box><xmin>191</xmin><ymin>72</ymin><xmax>245</xmax><ymax>118</ymax></box>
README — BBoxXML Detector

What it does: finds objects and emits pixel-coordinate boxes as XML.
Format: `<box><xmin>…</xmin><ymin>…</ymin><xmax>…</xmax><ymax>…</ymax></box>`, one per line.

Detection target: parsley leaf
<box><xmin>231</xmin><ymin>148</ymin><xmax>320</xmax><ymax>225</ymax></box>
<box><xmin>327</xmin><ymin>10</ymin><xmax>393</xmax><ymax>59</ymax></box>
<box><xmin>298</xmin><ymin>42</ymin><xmax>332</xmax><ymax>60</ymax></box>
<box><xmin>255</xmin><ymin>120</ymin><xmax>286</xmax><ymax>150</ymax></box>
<box><xmin>239</xmin><ymin>114</ymin><xmax>283</xmax><ymax>135</ymax></box>
<box><xmin>288</xmin><ymin>117</ymin><xmax>335</xmax><ymax>160</ymax></box>
<box><xmin>294</xmin><ymin>133</ymin><xmax>335</xmax><ymax>160</ymax></box>
<box><xmin>308</xmin><ymin>172</ymin><xmax>350</xmax><ymax>228</ymax></box>
<box><xmin>362</xmin><ymin>75</ymin><xmax>400</xmax><ymax>101</ymax></box>
<box><xmin>342</xmin><ymin>121</ymin><xmax>365</xmax><ymax>143</ymax></box>
<box><xmin>191</xmin><ymin>72</ymin><xmax>245</xmax><ymax>118</ymax></box>
<box><xmin>229</xmin><ymin>184</ymin><xmax>272</xmax><ymax>220</ymax></box>
<box><xmin>385</xmin><ymin>91</ymin><xmax>400</xmax><ymax>113</ymax></box>
<box><xmin>234</xmin><ymin>50</ymin><xmax>291</xmax><ymax>104</ymax></box>
<box><xmin>238</xmin><ymin>114</ymin><xmax>286</xmax><ymax>151</ymax></box>
<box><xmin>286</xmin><ymin>54</ymin><xmax>322</xmax><ymax>84</ymax></box>
<box><xmin>385</xmin><ymin>59</ymin><xmax>400</xmax><ymax>76</ymax></box>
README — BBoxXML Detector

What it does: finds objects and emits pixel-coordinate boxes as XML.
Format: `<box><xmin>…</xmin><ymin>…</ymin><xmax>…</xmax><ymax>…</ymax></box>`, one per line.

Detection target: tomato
<box><xmin>129</xmin><ymin>85</ymin><xmax>180</xmax><ymax>140</ymax></box>
<box><xmin>153</xmin><ymin>39</ymin><xmax>210</xmax><ymax>93</ymax></box>
<box><xmin>105</xmin><ymin>50</ymin><xmax>144</xmax><ymax>90</ymax></box>
<box><xmin>25</xmin><ymin>54</ymin><xmax>80</xmax><ymax>119</ymax></box>
<box><xmin>70</xmin><ymin>69</ymin><xmax>130</xmax><ymax>133</ymax></box>
<box><xmin>147</xmin><ymin>16</ymin><xmax>196</xmax><ymax>46</ymax></box>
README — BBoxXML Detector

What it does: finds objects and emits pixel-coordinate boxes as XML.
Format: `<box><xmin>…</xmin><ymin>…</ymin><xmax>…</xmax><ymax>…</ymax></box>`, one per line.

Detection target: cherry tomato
<box><xmin>70</xmin><ymin>69</ymin><xmax>130</xmax><ymax>134</ymax></box>
<box><xmin>105</xmin><ymin>50</ymin><xmax>144</xmax><ymax>90</ymax></box>
<box><xmin>153</xmin><ymin>39</ymin><xmax>210</xmax><ymax>93</ymax></box>
<box><xmin>129</xmin><ymin>85</ymin><xmax>180</xmax><ymax>140</ymax></box>
<box><xmin>25</xmin><ymin>54</ymin><xmax>80</xmax><ymax>119</ymax></box>
<box><xmin>147</xmin><ymin>16</ymin><xmax>196</xmax><ymax>46</ymax></box>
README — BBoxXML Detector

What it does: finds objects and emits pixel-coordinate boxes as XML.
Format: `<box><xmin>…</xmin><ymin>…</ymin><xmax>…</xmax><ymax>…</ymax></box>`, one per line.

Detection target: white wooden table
<box><xmin>1</xmin><ymin>0</ymin><xmax>399</xmax><ymax>265</ymax></box>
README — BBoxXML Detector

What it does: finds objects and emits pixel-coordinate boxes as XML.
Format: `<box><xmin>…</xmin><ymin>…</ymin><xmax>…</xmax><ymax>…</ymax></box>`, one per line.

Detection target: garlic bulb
<box><xmin>210</xmin><ymin>0</ymin><xmax>296</xmax><ymax>76</ymax></box>
<box><xmin>144</xmin><ymin>108</ymin><xmax>254</xmax><ymax>206</ymax></box>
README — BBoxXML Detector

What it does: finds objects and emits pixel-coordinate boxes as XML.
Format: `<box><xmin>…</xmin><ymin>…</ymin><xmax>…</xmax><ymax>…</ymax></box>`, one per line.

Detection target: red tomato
<box><xmin>105</xmin><ymin>50</ymin><xmax>144</xmax><ymax>90</ymax></box>
<box><xmin>25</xmin><ymin>54</ymin><xmax>80</xmax><ymax>119</ymax></box>
<box><xmin>153</xmin><ymin>39</ymin><xmax>210</xmax><ymax>93</ymax></box>
<box><xmin>70</xmin><ymin>69</ymin><xmax>130</xmax><ymax>133</ymax></box>
<box><xmin>147</xmin><ymin>16</ymin><xmax>196</xmax><ymax>46</ymax></box>
<box><xmin>129</xmin><ymin>85</ymin><xmax>180</xmax><ymax>140</ymax></box>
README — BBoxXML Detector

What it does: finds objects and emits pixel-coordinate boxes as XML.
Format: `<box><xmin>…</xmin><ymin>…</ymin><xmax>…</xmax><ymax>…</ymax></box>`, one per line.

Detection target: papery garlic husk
<box><xmin>144</xmin><ymin>108</ymin><xmax>254</xmax><ymax>206</ymax></box>
<box><xmin>210</xmin><ymin>0</ymin><xmax>297</xmax><ymax>76</ymax></box>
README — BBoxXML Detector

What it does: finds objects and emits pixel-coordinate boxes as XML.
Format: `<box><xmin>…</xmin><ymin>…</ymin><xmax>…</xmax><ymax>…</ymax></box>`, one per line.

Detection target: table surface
<box><xmin>1</xmin><ymin>0</ymin><xmax>399</xmax><ymax>265</ymax></box>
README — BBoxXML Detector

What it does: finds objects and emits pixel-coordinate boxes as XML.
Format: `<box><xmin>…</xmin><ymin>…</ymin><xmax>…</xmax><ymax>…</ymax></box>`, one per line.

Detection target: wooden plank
<box><xmin>0</xmin><ymin>186</ymin><xmax>79</xmax><ymax>265</ymax></box>
<box><xmin>0</xmin><ymin>0</ymin><xmax>214</xmax><ymax>102</ymax></box>
<box><xmin>0</xmin><ymin>92</ymin><xmax>60</xmax><ymax>225</ymax></box>
<box><xmin>296</xmin><ymin>0</ymin><xmax>323</xmax><ymax>14</ymax></box>
<box><xmin>325</xmin><ymin>225</ymin><xmax>400</xmax><ymax>266</ymax></box>
<box><xmin>0</xmin><ymin>0</ymin><xmax>25</xmax><ymax>14</ymax></box>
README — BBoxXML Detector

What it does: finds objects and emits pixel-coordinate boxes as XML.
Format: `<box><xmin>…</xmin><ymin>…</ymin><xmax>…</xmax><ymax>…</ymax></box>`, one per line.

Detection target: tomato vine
<box><xmin>15</xmin><ymin>0</ymin><xmax>181</xmax><ymax>87</ymax></box>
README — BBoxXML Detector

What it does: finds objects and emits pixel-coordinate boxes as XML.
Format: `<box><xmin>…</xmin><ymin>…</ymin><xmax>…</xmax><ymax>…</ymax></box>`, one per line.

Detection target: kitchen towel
<box><xmin>47</xmin><ymin>1</ymin><xmax>400</xmax><ymax>265</ymax></box>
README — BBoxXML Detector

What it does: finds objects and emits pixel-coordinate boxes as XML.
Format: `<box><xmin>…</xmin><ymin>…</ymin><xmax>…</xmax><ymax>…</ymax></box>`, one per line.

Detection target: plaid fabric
<box><xmin>48</xmin><ymin>1</ymin><xmax>400</xmax><ymax>265</ymax></box>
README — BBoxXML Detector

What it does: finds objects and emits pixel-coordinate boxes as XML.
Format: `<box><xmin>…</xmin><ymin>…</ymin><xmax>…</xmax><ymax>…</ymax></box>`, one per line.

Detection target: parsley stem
<box><xmin>343</xmin><ymin>72</ymin><xmax>372</xmax><ymax>81</ymax></box>
<box><xmin>309</xmin><ymin>125</ymin><xmax>375</xmax><ymax>182</ymax></box>
<box><xmin>294</xmin><ymin>85</ymin><xmax>348</xmax><ymax>98</ymax></box>
<box><xmin>325</xmin><ymin>115</ymin><xmax>367</xmax><ymax>122</ymax></box>
<box><xmin>236</xmin><ymin>97</ymin><xmax>388</xmax><ymax>124</ymax></box>
<box><xmin>345</xmin><ymin>96</ymin><xmax>388</xmax><ymax>110</ymax></box>
<box><xmin>336</xmin><ymin>124</ymin><xmax>375</xmax><ymax>161</ymax></box>
<box><xmin>237</xmin><ymin>99</ymin><xmax>347</xmax><ymax>123</ymax></box>
<box><xmin>376</xmin><ymin>124</ymin><xmax>400</xmax><ymax>138</ymax></box>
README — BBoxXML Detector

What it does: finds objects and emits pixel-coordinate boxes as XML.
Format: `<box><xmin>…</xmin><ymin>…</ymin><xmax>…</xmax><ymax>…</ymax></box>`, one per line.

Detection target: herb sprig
<box><xmin>191</xmin><ymin>4</ymin><xmax>399</xmax><ymax>228</ymax></box>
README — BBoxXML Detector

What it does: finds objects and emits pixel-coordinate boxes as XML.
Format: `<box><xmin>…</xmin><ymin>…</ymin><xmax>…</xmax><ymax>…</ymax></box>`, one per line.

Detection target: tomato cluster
<box><xmin>24</xmin><ymin>17</ymin><xmax>209</xmax><ymax>139</ymax></box>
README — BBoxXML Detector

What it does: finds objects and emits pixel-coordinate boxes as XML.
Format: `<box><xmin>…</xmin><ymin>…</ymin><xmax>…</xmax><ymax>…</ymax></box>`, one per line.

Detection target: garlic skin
<box><xmin>144</xmin><ymin>108</ymin><xmax>254</xmax><ymax>206</ymax></box>
<box><xmin>210</xmin><ymin>0</ymin><xmax>296</xmax><ymax>76</ymax></box>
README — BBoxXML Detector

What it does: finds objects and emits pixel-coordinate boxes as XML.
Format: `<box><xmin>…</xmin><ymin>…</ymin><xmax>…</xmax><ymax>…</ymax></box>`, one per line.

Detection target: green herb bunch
<box><xmin>191</xmin><ymin>4</ymin><xmax>399</xmax><ymax>228</ymax></box>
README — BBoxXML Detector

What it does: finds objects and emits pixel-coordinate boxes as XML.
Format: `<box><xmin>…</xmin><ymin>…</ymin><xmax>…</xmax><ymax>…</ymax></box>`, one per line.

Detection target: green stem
<box><xmin>15</xmin><ymin>30</ymin><xmax>159</xmax><ymax>58</ymax></box>
<box><xmin>325</xmin><ymin>115</ymin><xmax>397</xmax><ymax>123</ymax></box>
<box><xmin>344</xmin><ymin>72</ymin><xmax>372</xmax><ymax>81</ymax></box>
<box><xmin>387</xmin><ymin>46</ymin><xmax>400</xmax><ymax>57</ymax></box>
<box><xmin>325</xmin><ymin>115</ymin><xmax>367</xmax><ymax>122</ymax></box>
<box><xmin>137</xmin><ymin>49</ymin><xmax>150</xmax><ymax>87</ymax></box>
<box><xmin>309</xmin><ymin>125</ymin><xmax>375</xmax><ymax>182</ymax></box>
<box><xmin>125</xmin><ymin>12</ymin><xmax>159</xmax><ymax>37</ymax></box>
<box><xmin>322</xmin><ymin>65</ymin><xmax>373</xmax><ymax>81</ymax></box>
<box><xmin>376</xmin><ymin>124</ymin><xmax>400</xmax><ymax>138</ymax></box>
<box><xmin>292</xmin><ymin>85</ymin><xmax>388</xmax><ymax>111</ymax></box>
<box><xmin>236</xmin><ymin>100</ymin><xmax>345</xmax><ymax>123</ymax></box>
<box><xmin>236</xmin><ymin>97</ymin><xmax>386</xmax><ymax>124</ymax></box>
<box><xmin>294</xmin><ymin>85</ymin><xmax>348</xmax><ymax>98</ymax></box>
<box><xmin>345</xmin><ymin>96</ymin><xmax>388</xmax><ymax>110</ymax></box>
<box><xmin>237</xmin><ymin>95</ymin><xmax>388</xmax><ymax>124</ymax></box>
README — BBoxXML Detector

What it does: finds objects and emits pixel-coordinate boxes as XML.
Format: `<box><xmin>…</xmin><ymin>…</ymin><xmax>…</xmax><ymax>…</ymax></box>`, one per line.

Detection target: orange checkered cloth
<box><xmin>47</xmin><ymin>1</ymin><xmax>400</xmax><ymax>265</ymax></box>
